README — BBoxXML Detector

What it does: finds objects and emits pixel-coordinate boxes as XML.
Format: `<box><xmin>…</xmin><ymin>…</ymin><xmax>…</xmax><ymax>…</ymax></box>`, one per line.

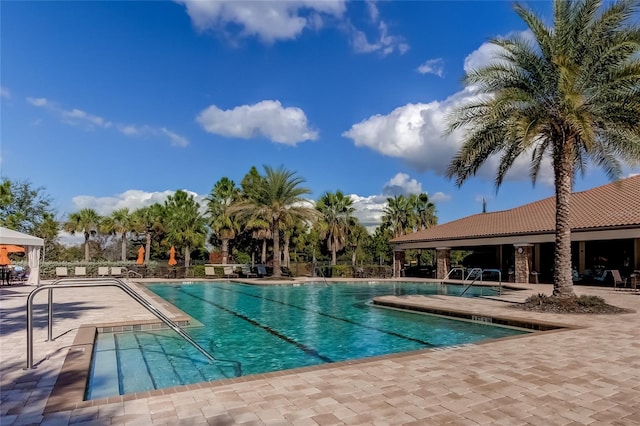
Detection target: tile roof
<box><xmin>392</xmin><ymin>174</ymin><xmax>640</xmax><ymax>244</ymax></box>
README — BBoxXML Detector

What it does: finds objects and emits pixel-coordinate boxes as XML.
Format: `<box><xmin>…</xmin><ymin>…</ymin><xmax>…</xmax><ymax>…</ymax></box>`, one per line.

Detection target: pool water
<box><xmin>87</xmin><ymin>281</ymin><xmax>526</xmax><ymax>399</ymax></box>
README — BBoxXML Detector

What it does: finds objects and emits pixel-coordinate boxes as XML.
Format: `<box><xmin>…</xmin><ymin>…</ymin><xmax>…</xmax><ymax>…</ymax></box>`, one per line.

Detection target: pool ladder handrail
<box><xmin>459</xmin><ymin>269</ymin><xmax>502</xmax><ymax>297</ymax></box>
<box><xmin>25</xmin><ymin>278</ymin><xmax>216</xmax><ymax>369</ymax></box>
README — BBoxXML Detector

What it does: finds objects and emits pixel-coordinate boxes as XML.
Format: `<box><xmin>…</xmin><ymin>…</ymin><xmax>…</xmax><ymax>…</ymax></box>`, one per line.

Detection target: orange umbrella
<box><xmin>0</xmin><ymin>247</ymin><xmax>10</xmax><ymax>266</ymax></box>
<box><xmin>168</xmin><ymin>246</ymin><xmax>177</xmax><ymax>266</ymax></box>
<box><xmin>136</xmin><ymin>246</ymin><xmax>145</xmax><ymax>265</ymax></box>
<box><xmin>0</xmin><ymin>244</ymin><xmax>25</xmax><ymax>254</ymax></box>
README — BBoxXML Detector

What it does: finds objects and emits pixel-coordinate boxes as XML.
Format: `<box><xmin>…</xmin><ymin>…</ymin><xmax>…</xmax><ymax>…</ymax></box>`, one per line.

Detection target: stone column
<box><xmin>514</xmin><ymin>244</ymin><xmax>533</xmax><ymax>284</ymax></box>
<box><xmin>436</xmin><ymin>248</ymin><xmax>451</xmax><ymax>280</ymax></box>
<box><xmin>394</xmin><ymin>251</ymin><xmax>406</xmax><ymax>277</ymax></box>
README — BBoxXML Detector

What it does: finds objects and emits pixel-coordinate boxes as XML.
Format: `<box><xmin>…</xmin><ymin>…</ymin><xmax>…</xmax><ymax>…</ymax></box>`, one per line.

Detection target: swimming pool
<box><xmin>87</xmin><ymin>281</ymin><xmax>527</xmax><ymax>399</ymax></box>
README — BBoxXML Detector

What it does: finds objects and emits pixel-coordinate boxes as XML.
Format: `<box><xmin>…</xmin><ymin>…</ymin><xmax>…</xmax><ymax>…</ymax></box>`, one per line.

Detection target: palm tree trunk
<box><xmin>351</xmin><ymin>247</ymin><xmax>356</xmax><ymax>266</ymax></box>
<box><xmin>185</xmin><ymin>245</ymin><xmax>191</xmax><ymax>268</ymax></box>
<box><xmin>145</xmin><ymin>232</ymin><xmax>151</xmax><ymax>263</ymax></box>
<box><xmin>261</xmin><ymin>239</ymin><xmax>267</xmax><ymax>264</ymax></box>
<box><xmin>84</xmin><ymin>232</ymin><xmax>90</xmax><ymax>262</ymax></box>
<box><xmin>283</xmin><ymin>238</ymin><xmax>290</xmax><ymax>267</ymax></box>
<box><xmin>552</xmin><ymin>145</ymin><xmax>575</xmax><ymax>298</ymax></box>
<box><xmin>121</xmin><ymin>233</ymin><xmax>127</xmax><ymax>262</ymax></box>
<box><xmin>222</xmin><ymin>239</ymin><xmax>229</xmax><ymax>264</ymax></box>
<box><xmin>272</xmin><ymin>220</ymin><xmax>282</xmax><ymax>277</ymax></box>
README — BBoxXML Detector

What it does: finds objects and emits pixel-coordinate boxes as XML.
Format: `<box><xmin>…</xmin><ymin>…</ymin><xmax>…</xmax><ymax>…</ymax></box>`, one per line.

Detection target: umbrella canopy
<box><xmin>0</xmin><ymin>247</ymin><xmax>11</xmax><ymax>266</ymax></box>
<box><xmin>136</xmin><ymin>246</ymin><xmax>145</xmax><ymax>265</ymax></box>
<box><xmin>0</xmin><ymin>244</ymin><xmax>26</xmax><ymax>254</ymax></box>
<box><xmin>168</xmin><ymin>246</ymin><xmax>177</xmax><ymax>266</ymax></box>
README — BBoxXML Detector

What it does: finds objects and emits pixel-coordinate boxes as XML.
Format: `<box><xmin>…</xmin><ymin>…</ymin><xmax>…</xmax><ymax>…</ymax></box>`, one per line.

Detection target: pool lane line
<box><xmin>133</xmin><ymin>333</ymin><xmax>159</xmax><ymax>391</ymax></box>
<box><xmin>186</xmin><ymin>283</ymin><xmax>436</xmax><ymax>348</ymax></box>
<box><xmin>176</xmin><ymin>288</ymin><xmax>334</xmax><ymax>364</ymax></box>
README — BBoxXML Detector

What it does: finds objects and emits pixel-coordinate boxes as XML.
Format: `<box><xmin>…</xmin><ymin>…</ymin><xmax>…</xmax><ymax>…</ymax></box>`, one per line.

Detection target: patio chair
<box><xmin>55</xmin><ymin>267</ymin><xmax>68</xmax><ymax>278</ymax></box>
<box><xmin>204</xmin><ymin>266</ymin><xmax>218</xmax><ymax>278</ymax></box>
<box><xmin>98</xmin><ymin>266</ymin><xmax>109</xmax><ymax>276</ymax></box>
<box><xmin>223</xmin><ymin>266</ymin><xmax>238</xmax><ymax>278</ymax></box>
<box><xmin>110</xmin><ymin>266</ymin><xmax>125</xmax><ymax>278</ymax></box>
<box><xmin>611</xmin><ymin>269</ymin><xmax>627</xmax><ymax>290</ymax></box>
<box><xmin>241</xmin><ymin>265</ymin><xmax>257</xmax><ymax>278</ymax></box>
<box><xmin>74</xmin><ymin>266</ymin><xmax>87</xmax><ymax>278</ymax></box>
<box><xmin>257</xmin><ymin>265</ymin><xmax>268</xmax><ymax>277</ymax></box>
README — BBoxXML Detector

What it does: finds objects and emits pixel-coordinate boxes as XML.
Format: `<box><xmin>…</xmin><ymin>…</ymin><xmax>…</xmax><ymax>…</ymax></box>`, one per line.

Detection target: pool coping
<box><xmin>43</xmin><ymin>284</ymin><xmax>576</xmax><ymax>414</ymax></box>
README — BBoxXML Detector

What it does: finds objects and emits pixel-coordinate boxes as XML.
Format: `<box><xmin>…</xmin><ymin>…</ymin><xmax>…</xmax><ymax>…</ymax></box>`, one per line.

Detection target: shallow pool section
<box><xmin>87</xmin><ymin>281</ymin><xmax>527</xmax><ymax>399</ymax></box>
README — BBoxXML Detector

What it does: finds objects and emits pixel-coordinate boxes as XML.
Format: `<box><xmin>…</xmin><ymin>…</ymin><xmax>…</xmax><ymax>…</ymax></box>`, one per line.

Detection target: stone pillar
<box><xmin>514</xmin><ymin>244</ymin><xmax>533</xmax><ymax>284</ymax></box>
<box><xmin>394</xmin><ymin>251</ymin><xmax>406</xmax><ymax>277</ymax></box>
<box><xmin>436</xmin><ymin>248</ymin><xmax>451</xmax><ymax>280</ymax></box>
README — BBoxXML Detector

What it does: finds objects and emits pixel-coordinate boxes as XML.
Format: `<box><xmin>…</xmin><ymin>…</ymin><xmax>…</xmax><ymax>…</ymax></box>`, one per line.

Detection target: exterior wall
<box><xmin>393</xmin><ymin>251</ymin><xmax>405</xmax><ymax>277</ymax></box>
<box><xmin>436</xmin><ymin>248</ymin><xmax>451</xmax><ymax>280</ymax></box>
<box><xmin>514</xmin><ymin>244</ymin><xmax>532</xmax><ymax>284</ymax></box>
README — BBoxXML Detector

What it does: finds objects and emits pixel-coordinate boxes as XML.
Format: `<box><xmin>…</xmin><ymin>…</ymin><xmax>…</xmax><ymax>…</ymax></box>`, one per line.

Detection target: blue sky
<box><xmin>2</xmin><ymin>0</ymin><xmax>639</xmax><ymax>233</ymax></box>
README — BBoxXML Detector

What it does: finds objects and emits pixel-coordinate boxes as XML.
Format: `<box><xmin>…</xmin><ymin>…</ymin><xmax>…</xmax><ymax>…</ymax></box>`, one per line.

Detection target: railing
<box><xmin>459</xmin><ymin>269</ymin><xmax>502</xmax><ymax>297</ymax></box>
<box><xmin>25</xmin><ymin>278</ymin><xmax>216</xmax><ymax>369</ymax></box>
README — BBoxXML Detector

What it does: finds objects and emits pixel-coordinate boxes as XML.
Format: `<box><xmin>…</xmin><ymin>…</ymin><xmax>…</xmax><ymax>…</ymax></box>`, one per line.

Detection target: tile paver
<box><xmin>2</xmin><ymin>279</ymin><xmax>639</xmax><ymax>425</ymax></box>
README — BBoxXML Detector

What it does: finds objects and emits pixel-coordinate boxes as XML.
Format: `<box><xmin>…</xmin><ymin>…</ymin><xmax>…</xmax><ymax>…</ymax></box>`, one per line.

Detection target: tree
<box><xmin>381</xmin><ymin>195</ymin><xmax>414</xmax><ymax>238</ymax></box>
<box><xmin>347</xmin><ymin>222</ymin><xmax>369</xmax><ymax>266</ymax></box>
<box><xmin>446</xmin><ymin>0</ymin><xmax>640</xmax><ymax>297</ymax></box>
<box><xmin>206</xmin><ymin>177</ymin><xmax>240</xmax><ymax>264</ymax></box>
<box><xmin>0</xmin><ymin>178</ymin><xmax>56</xmax><ymax>235</ymax></box>
<box><xmin>34</xmin><ymin>212</ymin><xmax>60</xmax><ymax>261</ymax></box>
<box><xmin>101</xmin><ymin>208</ymin><xmax>135</xmax><ymax>262</ymax></box>
<box><xmin>232</xmin><ymin>166</ymin><xmax>317</xmax><ymax>278</ymax></box>
<box><xmin>411</xmin><ymin>193</ymin><xmax>437</xmax><ymax>230</ymax></box>
<box><xmin>164</xmin><ymin>190</ymin><xmax>208</xmax><ymax>268</ymax></box>
<box><xmin>132</xmin><ymin>204</ymin><xmax>165</xmax><ymax>263</ymax></box>
<box><xmin>63</xmin><ymin>208</ymin><xmax>102</xmax><ymax>261</ymax></box>
<box><xmin>316</xmin><ymin>190</ymin><xmax>355</xmax><ymax>265</ymax></box>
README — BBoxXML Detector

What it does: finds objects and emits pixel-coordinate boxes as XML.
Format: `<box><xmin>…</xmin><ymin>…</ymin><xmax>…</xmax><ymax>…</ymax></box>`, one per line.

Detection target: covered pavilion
<box><xmin>0</xmin><ymin>227</ymin><xmax>44</xmax><ymax>285</ymax></box>
<box><xmin>391</xmin><ymin>175</ymin><xmax>640</xmax><ymax>284</ymax></box>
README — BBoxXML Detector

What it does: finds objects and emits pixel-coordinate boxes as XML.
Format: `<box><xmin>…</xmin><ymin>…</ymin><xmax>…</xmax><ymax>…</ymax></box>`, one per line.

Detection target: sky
<box><xmin>2</xmin><ymin>0</ymin><xmax>639</xmax><ymax>237</ymax></box>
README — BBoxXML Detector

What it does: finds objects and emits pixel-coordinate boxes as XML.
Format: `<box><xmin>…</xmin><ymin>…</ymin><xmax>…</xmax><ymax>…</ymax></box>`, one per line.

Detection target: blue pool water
<box><xmin>87</xmin><ymin>281</ymin><xmax>527</xmax><ymax>399</ymax></box>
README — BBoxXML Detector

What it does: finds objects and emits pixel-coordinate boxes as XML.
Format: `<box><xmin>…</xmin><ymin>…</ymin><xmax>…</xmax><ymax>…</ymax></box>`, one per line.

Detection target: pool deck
<box><xmin>1</xmin><ymin>278</ymin><xmax>639</xmax><ymax>425</ymax></box>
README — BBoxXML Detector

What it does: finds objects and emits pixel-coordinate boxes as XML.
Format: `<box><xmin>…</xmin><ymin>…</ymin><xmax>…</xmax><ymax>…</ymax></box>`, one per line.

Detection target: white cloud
<box><xmin>196</xmin><ymin>100</ymin><xmax>318</xmax><ymax>145</ymax></box>
<box><xmin>417</xmin><ymin>58</ymin><xmax>444</xmax><ymax>77</ymax></box>
<box><xmin>176</xmin><ymin>0</ymin><xmax>346</xmax><ymax>43</ymax></box>
<box><xmin>70</xmin><ymin>189</ymin><xmax>207</xmax><ymax>216</ymax></box>
<box><xmin>27</xmin><ymin>97</ymin><xmax>48</xmax><ymax>107</ymax></box>
<box><xmin>349</xmin><ymin>173</ymin><xmax>450</xmax><ymax>232</ymax></box>
<box><xmin>176</xmin><ymin>0</ymin><xmax>408</xmax><ymax>56</ymax></box>
<box><xmin>343</xmin><ymin>36</ymin><xmax>555</xmax><ymax>186</ymax></box>
<box><xmin>1</xmin><ymin>86</ymin><xmax>11</xmax><ymax>99</ymax></box>
<box><xmin>382</xmin><ymin>172</ymin><xmax>422</xmax><ymax>196</ymax></box>
<box><xmin>27</xmin><ymin>96</ymin><xmax>189</xmax><ymax>147</ymax></box>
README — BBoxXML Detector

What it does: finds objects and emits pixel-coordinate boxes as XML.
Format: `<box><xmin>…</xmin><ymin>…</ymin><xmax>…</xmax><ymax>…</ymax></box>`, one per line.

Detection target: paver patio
<box><xmin>1</xmin><ymin>279</ymin><xmax>639</xmax><ymax>425</ymax></box>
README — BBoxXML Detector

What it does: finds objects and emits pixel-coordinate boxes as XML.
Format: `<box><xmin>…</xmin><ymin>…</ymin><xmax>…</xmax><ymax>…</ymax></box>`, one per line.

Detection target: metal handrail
<box><xmin>26</xmin><ymin>278</ymin><xmax>216</xmax><ymax>369</ymax></box>
<box><xmin>441</xmin><ymin>267</ymin><xmax>465</xmax><ymax>283</ymax></box>
<box><xmin>460</xmin><ymin>269</ymin><xmax>502</xmax><ymax>297</ymax></box>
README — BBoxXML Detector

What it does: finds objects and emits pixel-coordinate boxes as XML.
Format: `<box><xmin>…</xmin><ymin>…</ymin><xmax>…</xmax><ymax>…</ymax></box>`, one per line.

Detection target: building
<box><xmin>391</xmin><ymin>175</ymin><xmax>640</xmax><ymax>284</ymax></box>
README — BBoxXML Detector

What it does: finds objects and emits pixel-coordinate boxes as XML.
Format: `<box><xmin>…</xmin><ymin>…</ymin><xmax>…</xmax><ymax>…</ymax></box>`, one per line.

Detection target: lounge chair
<box><xmin>74</xmin><ymin>266</ymin><xmax>87</xmax><ymax>278</ymax></box>
<box><xmin>98</xmin><ymin>266</ymin><xmax>109</xmax><ymax>276</ymax></box>
<box><xmin>223</xmin><ymin>266</ymin><xmax>238</xmax><ymax>278</ymax></box>
<box><xmin>257</xmin><ymin>265</ymin><xmax>268</xmax><ymax>277</ymax></box>
<box><xmin>241</xmin><ymin>265</ymin><xmax>257</xmax><ymax>278</ymax></box>
<box><xmin>611</xmin><ymin>269</ymin><xmax>626</xmax><ymax>290</ymax></box>
<box><xmin>204</xmin><ymin>266</ymin><xmax>218</xmax><ymax>278</ymax></box>
<box><xmin>111</xmin><ymin>266</ymin><xmax>125</xmax><ymax>277</ymax></box>
<box><xmin>55</xmin><ymin>267</ymin><xmax>68</xmax><ymax>278</ymax></box>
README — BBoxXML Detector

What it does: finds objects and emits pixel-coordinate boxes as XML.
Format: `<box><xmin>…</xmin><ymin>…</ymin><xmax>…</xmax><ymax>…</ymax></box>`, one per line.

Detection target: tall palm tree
<box><xmin>233</xmin><ymin>166</ymin><xmax>317</xmax><ymax>278</ymax></box>
<box><xmin>347</xmin><ymin>221</ymin><xmax>369</xmax><ymax>266</ymax></box>
<box><xmin>164</xmin><ymin>190</ymin><xmax>208</xmax><ymax>268</ymax></box>
<box><xmin>63</xmin><ymin>208</ymin><xmax>102</xmax><ymax>261</ymax></box>
<box><xmin>101</xmin><ymin>208</ymin><xmax>135</xmax><ymax>262</ymax></box>
<box><xmin>382</xmin><ymin>195</ymin><xmax>414</xmax><ymax>238</ymax></box>
<box><xmin>316</xmin><ymin>190</ymin><xmax>355</xmax><ymax>265</ymax></box>
<box><xmin>132</xmin><ymin>204</ymin><xmax>165</xmax><ymax>263</ymax></box>
<box><xmin>206</xmin><ymin>177</ymin><xmax>241</xmax><ymax>264</ymax></box>
<box><xmin>411</xmin><ymin>193</ymin><xmax>437</xmax><ymax>231</ymax></box>
<box><xmin>446</xmin><ymin>0</ymin><xmax>640</xmax><ymax>298</ymax></box>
